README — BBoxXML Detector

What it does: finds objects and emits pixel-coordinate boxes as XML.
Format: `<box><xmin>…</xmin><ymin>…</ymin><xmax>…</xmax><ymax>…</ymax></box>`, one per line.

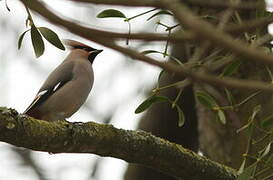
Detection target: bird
<box><xmin>23</xmin><ymin>39</ymin><xmax>103</xmax><ymax>121</ymax></box>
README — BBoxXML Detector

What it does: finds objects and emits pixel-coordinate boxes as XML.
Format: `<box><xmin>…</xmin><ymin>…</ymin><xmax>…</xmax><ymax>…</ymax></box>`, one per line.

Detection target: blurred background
<box><xmin>1</xmin><ymin>1</ymin><xmax>273</xmax><ymax>180</ymax></box>
<box><xmin>0</xmin><ymin>1</ymin><xmax>172</xmax><ymax>180</ymax></box>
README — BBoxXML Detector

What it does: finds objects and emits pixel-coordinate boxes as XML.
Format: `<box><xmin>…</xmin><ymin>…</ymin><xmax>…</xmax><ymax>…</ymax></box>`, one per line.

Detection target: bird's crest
<box><xmin>63</xmin><ymin>39</ymin><xmax>96</xmax><ymax>52</ymax></box>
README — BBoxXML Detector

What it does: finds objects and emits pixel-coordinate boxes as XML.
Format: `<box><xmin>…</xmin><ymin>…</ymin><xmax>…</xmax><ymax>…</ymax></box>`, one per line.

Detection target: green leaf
<box><xmin>261</xmin><ymin>143</ymin><xmax>271</xmax><ymax>158</ymax></box>
<box><xmin>221</xmin><ymin>60</ymin><xmax>242</xmax><ymax>77</ymax></box>
<box><xmin>261</xmin><ymin>114</ymin><xmax>273</xmax><ymax>128</ymax></box>
<box><xmin>224</xmin><ymin>88</ymin><xmax>236</xmax><ymax>106</ymax></box>
<box><xmin>38</xmin><ymin>27</ymin><xmax>65</xmax><ymax>50</ymax></box>
<box><xmin>135</xmin><ymin>95</ymin><xmax>169</xmax><ymax>114</ymax></box>
<box><xmin>237</xmin><ymin>164</ymin><xmax>255</xmax><ymax>180</ymax></box>
<box><xmin>195</xmin><ymin>91</ymin><xmax>217</xmax><ymax>109</ymax></box>
<box><xmin>238</xmin><ymin>159</ymin><xmax>246</xmax><ymax>175</ymax></box>
<box><xmin>18</xmin><ymin>29</ymin><xmax>30</xmax><ymax>49</ymax></box>
<box><xmin>147</xmin><ymin>10</ymin><xmax>173</xmax><ymax>21</ymax></box>
<box><xmin>141</xmin><ymin>50</ymin><xmax>159</xmax><ymax>55</ymax></box>
<box><xmin>217</xmin><ymin>110</ymin><xmax>226</xmax><ymax>125</ymax></box>
<box><xmin>157</xmin><ymin>70</ymin><xmax>165</xmax><ymax>84</ymax></box>
<box><xmin>30</xmin><ymin>25</ymin><xmax>44</xmax><ymax>58</ymax></box>
<box><xmin>97</xmin><ymin>9</ymin><xmax>126</xmax><ymax>18</ymax></box>
<box><xmin>175</xmin><ymin>105</ymin><xmax>185</xmax><ymax>127</ymax></box>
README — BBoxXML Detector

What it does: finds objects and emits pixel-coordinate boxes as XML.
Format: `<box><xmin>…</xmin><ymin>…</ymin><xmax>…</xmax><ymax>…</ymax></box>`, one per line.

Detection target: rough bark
<box><xmin>14</xmin><ymin>0</ymin><xmax>273</xmax><ymax>179</ymax></box>
<box><xmin>126</xmin><ymin>1</ymin><xmax>268</xmax><ymax>179</ymax></box>
<box><xmin>0</xmin><ymin>107</ymin><xmax>237</xmax><ymax>180</ymax></box>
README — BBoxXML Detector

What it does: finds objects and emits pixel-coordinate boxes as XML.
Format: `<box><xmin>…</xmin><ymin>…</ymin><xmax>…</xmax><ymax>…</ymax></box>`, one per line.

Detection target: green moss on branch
<box><xmin>0</xmin><ymin>107</ymin><xmax>237</xmax><ymax>180</ymax></box>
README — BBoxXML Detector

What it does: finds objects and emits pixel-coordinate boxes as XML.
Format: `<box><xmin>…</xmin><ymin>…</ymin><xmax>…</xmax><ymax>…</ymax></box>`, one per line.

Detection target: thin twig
<box><xmin>20</xmin><ymin>0</ymin><xmax>273</xmax><ymax>92</ymax></box>
<box><xmin>69</xmin><ymin>0</ymin><xmax>264</xmax><ymax>10</ymax></box>
<box><xmin>160</xmin><ymin>0</ymin><xmax>273</xmax><ymax>66</ymax></box>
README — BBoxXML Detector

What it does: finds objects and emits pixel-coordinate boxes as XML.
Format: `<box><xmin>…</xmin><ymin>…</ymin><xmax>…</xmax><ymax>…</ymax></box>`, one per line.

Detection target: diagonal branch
<box><xmin>19</xmin><ymin>0</ymin><xmax>273</xmax><ymax>92</ymax></box>
<box><xmin>69</xmin><ymin>0</ymin><xmax>160</xmax><ymax>7</ymax></box>
<box><xmin>227</xmin><ymin>16</ymin><xmax>273</xmax><ymax>35</ymax></box>
<box><xmin>19</xmin><ymin>1</ymin><xmax>195</xmax><ymax>43</ymax></box>
<box><xmin>185</xmin><ymin>0</ymin><xmax>265</xmax><ymax>10</ymax></box>
<box><xmin>69</xmin><ymin>0</ymin><xmax>264</xmax><ymax>10</ymax></box>
<box><xmin>69</xmin><ymin>0</ymin><xmax>269</xmax><ymax>36</ymax></box>
<box><xmin>0</xmin><ymin>107</ymin><xmax>237</xmax><ymax>180</ymax></box>
<box><xmin>159</xmin><ymin>0</ymin><xmax>273</xmax><ymax>66</ymax></box>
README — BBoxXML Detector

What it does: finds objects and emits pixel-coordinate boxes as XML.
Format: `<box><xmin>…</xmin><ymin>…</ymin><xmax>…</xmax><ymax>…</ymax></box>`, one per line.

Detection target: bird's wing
<box><xmin>24</xmin><ymin>61</ymin><xmax>74</xmax><ymax>114</ymax></box>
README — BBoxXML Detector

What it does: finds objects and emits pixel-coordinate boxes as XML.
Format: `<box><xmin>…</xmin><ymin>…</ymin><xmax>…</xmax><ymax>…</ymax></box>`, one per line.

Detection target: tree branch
<box><xmin>227</xmin><ymin>16</ymin><xmax>273</xmax><ymax>35</ymax></box>
<box><xmin>186</xmin><ymin>0</ymin><xmax>264</xmax><ymax>10</ymax></box>
<box><xmin>159</xmin><ymin>0</ymin><xmax>273</xmax><ymax>67</ymax></box>
<box><xmin>19</xmin><ymin>1</ymin><xmax>196</xmax><ymax>43</ymax></box>
<box><xmin>0</xmin><ymin>107</ymin><xmax>236</xmax><ymax>180</ymax></box>
<box><xmin>69</xmin><ymin>0</ymin><xmax>160</xmax><ymax>7</ymax></box>
<box><xmin>69</xmin><ymin>0</ymin><xmax>264</xmax><ymax>10</ymax></box>
<box><xmin>18</xmin><ymin>0</ymin><xmax>273</xmax><ymax>92</ymax></box>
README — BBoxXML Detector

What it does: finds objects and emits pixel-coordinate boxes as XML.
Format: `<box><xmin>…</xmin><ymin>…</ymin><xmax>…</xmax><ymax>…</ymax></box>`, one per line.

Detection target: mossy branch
<box><xmin>0</xmin><ymin>107</ymin><xmax>236</xmax><ymax>180</ymax></box>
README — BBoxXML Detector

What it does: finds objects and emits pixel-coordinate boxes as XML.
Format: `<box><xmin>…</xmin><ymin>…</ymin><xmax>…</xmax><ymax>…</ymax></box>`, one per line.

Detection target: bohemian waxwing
<box><xmin>24</xmin><ymin>39</ymin><xmax>102</xmax><ymax>121</ymax></box>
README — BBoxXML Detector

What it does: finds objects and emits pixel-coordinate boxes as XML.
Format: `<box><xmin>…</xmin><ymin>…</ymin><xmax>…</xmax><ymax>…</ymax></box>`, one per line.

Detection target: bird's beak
<box><xmin>92</xmin><ymin>49</ymin><xmax>103</xmax><ymax>54</ymax></box>
<box><xmin>88</xmin><ymin>49</ymin><xmax>103</xmax><ymax>63</ymax></box>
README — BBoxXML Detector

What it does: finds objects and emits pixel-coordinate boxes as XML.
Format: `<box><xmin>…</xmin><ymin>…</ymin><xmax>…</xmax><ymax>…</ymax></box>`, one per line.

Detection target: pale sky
<box><xmin>1</xmin><ymin>1</ymin><xmax>272</xmax><ymax>180</ymax></box>
<box><xmin>0</xmin><ymin>1</ymin><xmax>168</xmax><ymax>180</ymax></box>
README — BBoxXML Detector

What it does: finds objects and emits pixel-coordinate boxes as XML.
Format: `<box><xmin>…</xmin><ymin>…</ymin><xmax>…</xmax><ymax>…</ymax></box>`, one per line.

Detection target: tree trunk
<box><xmin>125</xmin><ymin>0</ymin><xmax>268</xmax><ymax>179</ymax></box>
